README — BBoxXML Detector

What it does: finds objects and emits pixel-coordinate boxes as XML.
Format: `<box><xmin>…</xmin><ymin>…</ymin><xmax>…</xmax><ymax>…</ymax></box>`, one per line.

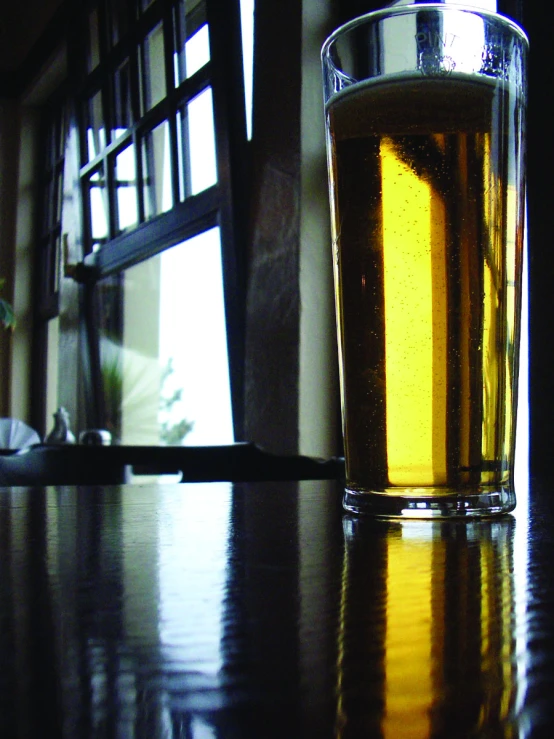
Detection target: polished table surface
<box><xmin>1</xmin><ymin>474</ymin><xmax>553</xmax><ymax>738</ymax></box>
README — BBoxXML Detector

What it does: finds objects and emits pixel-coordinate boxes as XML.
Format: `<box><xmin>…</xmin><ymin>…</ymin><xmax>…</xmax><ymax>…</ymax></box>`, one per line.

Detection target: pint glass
<box><xmin>322</xmin><ymin>4</ymin><xmax>528</xmax><ymax>517</ymax></box>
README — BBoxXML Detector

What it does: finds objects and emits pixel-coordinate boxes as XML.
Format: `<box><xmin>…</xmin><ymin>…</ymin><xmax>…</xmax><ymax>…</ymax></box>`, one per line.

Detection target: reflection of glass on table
<box><xmin>337</xmin><ymin>516</ymin><xmax>517</xmax><ymax>736</ymax></box>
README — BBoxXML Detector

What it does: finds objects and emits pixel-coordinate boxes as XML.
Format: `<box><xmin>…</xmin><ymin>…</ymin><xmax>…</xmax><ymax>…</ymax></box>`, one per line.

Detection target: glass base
<box><xmin>343</xmin><ymin>486</ymin><xmax>516</xmax><ymax>519</ymax></box>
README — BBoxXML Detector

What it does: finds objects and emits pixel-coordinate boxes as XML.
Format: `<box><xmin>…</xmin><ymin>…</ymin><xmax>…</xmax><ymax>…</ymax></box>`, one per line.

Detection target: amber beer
<box><xmin>325</xmin><ymin>64</ymin><xmax>526</xmax><ymax>514</ymax></box>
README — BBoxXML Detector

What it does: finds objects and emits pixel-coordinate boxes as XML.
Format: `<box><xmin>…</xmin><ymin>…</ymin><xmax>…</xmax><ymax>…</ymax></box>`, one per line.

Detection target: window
<box><xmin>62</xmin><ymin>0</ymin><xmax>248</xmax><ymax>443</ymax></box>
<box><xmin>36</xmin><ymin>100</ymin><xmax>67</xmax><ymax>320</ymax></box>
<box><xmin>31</xmin><ymin>93</ymin><xmax>70</xmax><ymax>435</ymax></box>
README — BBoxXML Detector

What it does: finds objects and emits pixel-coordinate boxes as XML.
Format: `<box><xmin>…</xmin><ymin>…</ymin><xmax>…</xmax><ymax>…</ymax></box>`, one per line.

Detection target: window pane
<box><xmin>52</xmin><ymin>234</ymin><xmax>62</xmax><ymax>295</ymax></box>
<box><xmin>41</xmin><ymin>180</ymin><xmax>54</xmax><ymax>235</ymax></box>
<box><xmin>54</xmin><ymin>171</ymin><xmax>64</xmax><ymax>224</ymax></box>
<box><xmin>88</xmin><ymin>165</ymin><xmax>109</xmax><ymax>244</ymax></box>
<box><xmin>87</xmin><ymin>7</ymin><xmax>100</xmax><ymax>72</ymax></box>
<box><xmin>50</xmin><ymin>109</ymin><xmax>65</xmax><ymax>165</ymax></box>
<box><xmin>108</xmin><ymin>0</ymin><xmax>130</xmax><ymax>48</ymax></box>
<box><xmin>142</xmin><ymin>120</ymin><xmax>173</xmax><ymax>220</ymax></box>
<box><xmin>188</xmin><ymin>86</ymin><xmax>217</xmax><ymax>194</ymax></box>
<box><xmin>159</xmin><ymin>229</ymin><xmax>233</xmax><ymax>446</ymax></box>
<box><xmin>85</xmin><ymin>90</ymin><xmax>106</xmax><ymax>162</ymax></box>
<box><xmin>141</xmin><ymin>21</ymin><xmax>166</xmax><ymax>113</ymax></box>
<box><xmin>115</xmin><ymin>145</ymin><xmax>138</xmax><ymax>232</ymax></box>
<box><xmin>97</xmin><ymin>227</ymin><xmax>234</xmax><ymax>446</ymax></box>
<box><xmin>185</xmin><ymin>23</ymin><xmax>210</xmax><ymax>77</ymax></box>
<box><xmin>112</xmin><ymin>57</ymin><xmax>133</xmax><ymax>139</ymax></box>
<box><xmin>173</xmin><ymin>2</ymin><xmax>186</xmax><ymax>86</ymax></box>
<box><xmin>174</xmin><ymin>21</ymin><xmax>210</xmax><ymax>86</ymax></box>
<box><xmin>176</xmin><ymin>107</ymin><xmax>189</xmax><ymax>200</ymax></box>
<box><xmin>177</xmin><ymin>86</ymin><xmax>217</xmax><ymax>199</ymax></box>
<box><xmin>173</xmin><ymin>2</ymin><xmax>210</xmax><ymax>86</ymax></box>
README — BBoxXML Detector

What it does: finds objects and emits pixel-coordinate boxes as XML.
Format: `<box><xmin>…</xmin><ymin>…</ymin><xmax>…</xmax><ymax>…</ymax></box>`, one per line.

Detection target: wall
<box><xmin>9</xmin><ymin>106</ymin><xmax>38</xmax><ymax>423</ymax></box>
<box><xmin>0</xmin><ymin>101</ymin><xmax>20</xmax><ymax>416</ymax></box>
<box><xmin>299</xmin><ymin>0</ymin><xmax>338</xmax><ymax>458</ymax></box>
<box><xmin>244</xmin><ymin>0</ymin><xmax>339</xmax><ymax>458</ymax></box>
<box><xmin>0</xmin><ymin>40</ymin><xmax>67</xmax><ymax>429</ymax></box>
<box><xmin>0</xmin><ymin>0</ymin><xmax>66</xmax><ymax>77</ymax></box>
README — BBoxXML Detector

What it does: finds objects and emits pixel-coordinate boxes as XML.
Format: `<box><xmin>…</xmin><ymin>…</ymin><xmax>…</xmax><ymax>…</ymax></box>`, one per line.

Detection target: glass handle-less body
<box><xmin>322</xmin><ymin>4</ymin><xmax>528</xmax><ymax>517</ymax></box>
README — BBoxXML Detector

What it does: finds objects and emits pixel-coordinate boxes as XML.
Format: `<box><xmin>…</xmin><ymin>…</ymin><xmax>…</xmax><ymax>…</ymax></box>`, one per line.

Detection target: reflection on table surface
<box><xmin>1</xmin><ymin>476</ymin><xmax>553</xmax><ymax>738</ymax></box>
<box><xmin>339</xmin><ymin>516</ymin><xmax>519</xmax><ymax>737</ymax></box>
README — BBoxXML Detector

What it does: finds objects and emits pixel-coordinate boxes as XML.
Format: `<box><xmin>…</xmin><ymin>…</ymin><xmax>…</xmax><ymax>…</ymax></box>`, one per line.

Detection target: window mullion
<box><xmin>162</xmin><ymin>0</ymin><xmax>181</xmax><ymax>206</ymax></box>
<box><xmin>205</xmin><ymin>0</ymin><xmax>248</xmax><ymax>438</ymax></box>
<box><xmin>106</xmin><ymin>151</ymin><xmax>118</xmax><ymax>238</ymax></box>
<box><xmin>167</xmin><ymin>110</ymin><xmax>180</xmax><ymax>206</ymax></box>
<box><xmin>134</xmin><ymin>129</ymin><xmax>146</xmax><ymax>224</ymax></box>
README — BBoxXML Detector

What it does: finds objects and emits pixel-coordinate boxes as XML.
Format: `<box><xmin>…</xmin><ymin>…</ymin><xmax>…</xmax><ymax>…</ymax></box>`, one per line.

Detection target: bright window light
<box><xmin>185</xmin><ymin>24</ymin><xmax>210</xmax><ymax>77</ymax></box>
<box><xmin>188</xmin><ymin>88</ymin><xmax>217</xmax><ymax>194</ymax></box>
<box><xmin>159</xmin><ymin>228</ymin><xmax>234</xmax><ymax>446</ymax></box>
<box><xmin>240</xmin><ymin>0</ymin><xmax>254</xmax><ymax>140</ymax></box>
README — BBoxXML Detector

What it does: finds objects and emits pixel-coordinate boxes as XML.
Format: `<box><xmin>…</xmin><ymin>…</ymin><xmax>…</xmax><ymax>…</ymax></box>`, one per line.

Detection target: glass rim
<box><xmin>321</xmin><ymin>2</ymin><xmax>529</xmax><ymax>62</ymax></box>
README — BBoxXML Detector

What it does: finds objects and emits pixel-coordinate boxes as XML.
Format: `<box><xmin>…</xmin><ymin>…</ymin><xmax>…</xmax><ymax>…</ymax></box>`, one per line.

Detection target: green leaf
<box><xmin>0</xmin><ymin>299</ymin><xmax>16</xmax><ymax>330</ymax></box>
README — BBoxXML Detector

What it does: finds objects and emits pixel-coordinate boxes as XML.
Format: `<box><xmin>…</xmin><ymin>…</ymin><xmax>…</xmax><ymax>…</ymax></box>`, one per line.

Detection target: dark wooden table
<box><xmin>1</xmin><ymin>472</ymin><xmax>553</xmax><ymax>737</ymax></box>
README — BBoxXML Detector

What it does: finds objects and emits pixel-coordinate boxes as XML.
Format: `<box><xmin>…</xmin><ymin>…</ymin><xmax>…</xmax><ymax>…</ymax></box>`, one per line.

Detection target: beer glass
<box><xmin>322</xmin><ymin>4</ymin><xmax>528</xmax><ymax>517</ymax></box>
